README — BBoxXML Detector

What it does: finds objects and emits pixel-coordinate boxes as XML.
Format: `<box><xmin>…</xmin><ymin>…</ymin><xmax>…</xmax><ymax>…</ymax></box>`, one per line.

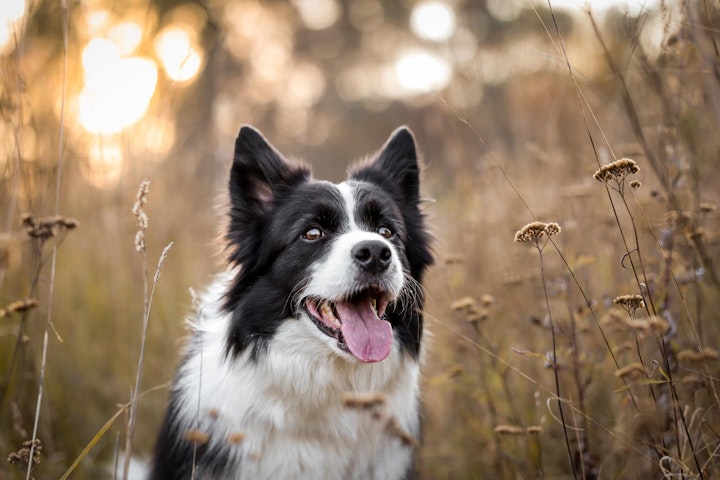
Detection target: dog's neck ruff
<box><xmin>170</xmin><ymin>275</ymin><xmax>420</xmax><ymax>480</ymax></box>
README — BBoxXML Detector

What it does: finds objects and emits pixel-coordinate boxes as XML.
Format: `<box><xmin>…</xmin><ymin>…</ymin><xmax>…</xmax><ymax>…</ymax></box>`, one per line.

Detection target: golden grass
<box><xmin>2</xmin><ymin>2</ymin><xmax>720</xmax><ymax>479</ymax></box>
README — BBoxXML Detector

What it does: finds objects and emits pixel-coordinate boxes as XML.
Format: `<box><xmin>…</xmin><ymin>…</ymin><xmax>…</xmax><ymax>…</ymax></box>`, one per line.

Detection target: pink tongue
<box><xmin>335</xmin><ymin>298</ymin><xmax>393</xmax><ymax>363</ymax></box>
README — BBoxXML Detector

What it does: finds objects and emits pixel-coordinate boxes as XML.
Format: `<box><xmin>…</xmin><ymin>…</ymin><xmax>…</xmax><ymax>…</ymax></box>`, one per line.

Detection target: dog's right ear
<box><xmin>230</xmin><ymin>126</ymin><xmax>309</xmax><ymax>214</ymax></box>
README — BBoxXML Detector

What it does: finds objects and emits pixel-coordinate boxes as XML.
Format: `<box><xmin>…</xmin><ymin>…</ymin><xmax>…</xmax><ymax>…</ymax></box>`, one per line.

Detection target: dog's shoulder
<box><xmin>152</xmin><ymin>273</ymin><xmax>421</xmax><ymax>480</ymax></box>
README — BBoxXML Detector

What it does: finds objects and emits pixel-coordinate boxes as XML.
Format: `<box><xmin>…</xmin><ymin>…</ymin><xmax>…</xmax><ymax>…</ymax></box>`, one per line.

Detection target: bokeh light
<box><xmin>292</xmin><ymin>0</ymin><xmax>341</xmax><ymax>30</ymax></box>
<box><xmin>410</xmin><ymin>1</ymin><xmax>456</xmax><ymax>42</ymax></box>
<box><xmin>154</xmin><ymin>24</ymin><xmax>203</xmax><ymax>84</ymax></box>
<box><xmin>394</xmin><ymin>50</ymin><xmax>452</xmax><ymax>95</ymax></box>
<box><xmin>79</xmin><ymin>38</ymin><xmax>158</xmax><ymax>134</ymax></box>
<box><xmin>108</xmin><ymin>21</ymin><xmax>143</xmax><ymax>56</ymax></box>
<box><xmin>0</xmin><ymin>0</ymin><xmax>26</xmax><ymax>54</ymax></box>
<box><xmin>280</xmin><ymin>62</ymin><xmax>326</xmax><ymax>108</ymax></box>
<box><xmin>486</xmin><ymin>0</ymin><xmax>524</xmax><ymax>22</ymax></box>
<box><xmin>84</xmin><ymin>140</ymin><xmax>124</xmax><ymax>189</ymax></box>
<box><xmin>348</xmin><ymin>0</ymin><xmax>384</xmax><ymax>32</ymax></box>
<box><xmin>141</xmin><ymin>114</ymin><xmax>176</xmax><ymax>157</ymax></box>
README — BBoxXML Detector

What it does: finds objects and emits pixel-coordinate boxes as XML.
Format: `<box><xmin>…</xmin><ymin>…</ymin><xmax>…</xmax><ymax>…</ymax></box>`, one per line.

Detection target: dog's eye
<box><xmin>302</xmin><ymin>227</ymin><xmax>324</xmax><ymax>241</ymax></box>
<box><xmin>377</xmin><ymin>226</ymin><xmax>393</xmax><ymax>239</ymax></box>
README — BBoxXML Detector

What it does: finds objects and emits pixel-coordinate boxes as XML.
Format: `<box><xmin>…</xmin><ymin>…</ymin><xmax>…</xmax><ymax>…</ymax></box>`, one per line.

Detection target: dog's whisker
<box><xmin>154</xmin><ymin>125</ymin><xmax>432</xmax><ymax>479</ymax></box>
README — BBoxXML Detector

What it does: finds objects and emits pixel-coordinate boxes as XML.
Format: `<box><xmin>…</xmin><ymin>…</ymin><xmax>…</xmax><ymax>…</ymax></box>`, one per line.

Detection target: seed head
<box><xmin>677</xmin><ymin>348</ymin><xmax>719</xmax><ymax>362</ymax></box>
<box><xmin>227</xmin><ymin>432</ymin><xmax>246</xmax><ymax>444</ymax></box>
<box><xmin>343</xmin><ymin>392</ymin><xmax>386</xmax><ymax>410</ymax></box>
<box><xmin>700</xmin><ymin>202</ymin><xmax>716</xmax><ymax>213</ymax></box>
<box><xmin>132</xmin><ymin>180</ymin><xmax>151</xmax><ymax>253</ymax></box>
<box><xmin>614</xmin><ymin>363</ymin><xmax>646</xmax><ymax>379</ymax></box>
<box><xmin>544</xmin><ymin>222</ymin><xmax>561</xmax><ymax>236</ymax></box>
<box><xmin>613</xmin><ymin>294</ymin><xmax>645</xmax><ymax>316</ymax></box>
<box><xmin>593</xmin><ymin>158</ymin><xmax>639</xmax><ymax>183</ymax></box>
<box><xmin>514</xmin><ymin>221</ymin><xmax>548</xmax><ymax>244</ymax></box>
<box><xmin>7</xmin><ymin>438</ymin><xmax>42</xmax><ymax>468</ymax></box>
<box><xmin>494</xmin><ymin>425</ymin><xmax>525</xmax><ymax>435</ymax></box>
<box><xmin>385</xmin><ymin>417</ymin><xmax>415</xmax><ymax>447</ymax></box>
<box><xmin>514</xmin><ymin>221</ymin><xmax>562</xmax><ymax>244</ymax></box>
<box><xmin>183</xmin><ymin>429</ymin><xmax>210</xmax><ymax>445</ymax></box>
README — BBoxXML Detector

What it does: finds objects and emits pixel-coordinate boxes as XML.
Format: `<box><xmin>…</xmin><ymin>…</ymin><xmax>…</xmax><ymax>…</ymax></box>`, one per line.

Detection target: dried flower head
<box><xmin>514</xmin><ymin>221</ymin><xmax>547</xmax><ymax>244</ymax></box>
<box><xmin>21</xmin><ymin>214</ymin><xmax>79</xmax><ymax>241</ymax></box>
<box><xmin>494</xmin><ymin>425</ymin><xmax>525</xmax><ymax>435</ymax></box>
<box><xmin>630</xmin><ymin>180</ymin><xmax>641</xmax><ymax>189</ymax></box>
<box><xmin>0</xmin><ymin>299</ymin><xmax>39</xmax><ymax>318</ymax></box>
<box><xmin>544</xmin><ymin>222</ymin><xmax>561</xmax><ymax>236</ymax></box>
<box><xmin>480</xmin><ymin>294</ymin><xmax>495</xmax><ymax>307</ymax></box>
<box><xmin>227</xmin><ymin>432</ymin><xmax>246</xmax><ymax>444</ymax></box>
<box><xmin>343</xmin><ymin>392</ymin><xmax>386</xmax><ymax>410</ymax></box>
<box><xmin>7</xmin><ymin>439</ymin><xmax>42</xmax><ymax>468</ymax></box>
<box><xmin>613</xmin><ymin>294</ymin><xmax>645</xmax><ymax>316</ymax></box>
<box><xmin>614</xmin><ymin>362</ymin><xmax>646</xmax><ymax>379</ymax></box>
<box><xmin>450</xmin><ymin>297</ymin><xmax>476</xmax><ymax>312</ymax></box>
<box><xmin>183</xmin><ymin>429</ymin><xmax>210</xmax><ymax>445</ymax></box>
<box><xmin>132</xmin><ymin>180</ymin><xmax>150</xmax><ymax>215</ymax></box>
<box><xmin>593</xmin><ymin>158</ymin><xmax>639</xmax><ymax>183</ymax></box>
<box><xmin>132</xmin><ymin>180</ymin><xmax>151</xmax><ymax>253</ymax></box>
<box><xmin>700</xmin><ymin>202</ymin><xmax>717</xmax><ymax>213</ymax></box>
<box><xmin>677</xmin><ymin>348</ymin><xmax>719</xmax><ymax>362</ymax></box>
<box><xmin>514</xmin><ymin>221</ymin><xmax>562</xmax><ymax>245</ymax></box>
<box><xmin>385</xmin><ymin>417</ymin><xmax>415</xmax><ymax>447</ymax></box>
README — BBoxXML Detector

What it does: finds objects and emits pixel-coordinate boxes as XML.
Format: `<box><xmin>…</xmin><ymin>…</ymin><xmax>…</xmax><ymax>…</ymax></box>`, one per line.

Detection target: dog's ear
<box><xmin>351</xmin><ymin>126</ymin><xmax>420</xmax><ymax>205</ymax></box>
<box><xmin>230</xmin><ymin>126</ymin><xmax>309</xmax><ymax>213</ymax></box>
<box><xmin>351</xmin><ymin>126</ymin><xmax>433</xmax><ymax>282</ymax></box>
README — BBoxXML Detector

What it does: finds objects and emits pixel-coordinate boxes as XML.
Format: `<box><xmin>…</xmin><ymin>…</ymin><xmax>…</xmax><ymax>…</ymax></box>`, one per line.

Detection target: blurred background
<box><xmin>1</xmin><ymin>0</ymin><xmax>719</xmax><ymax>478</ymax></box>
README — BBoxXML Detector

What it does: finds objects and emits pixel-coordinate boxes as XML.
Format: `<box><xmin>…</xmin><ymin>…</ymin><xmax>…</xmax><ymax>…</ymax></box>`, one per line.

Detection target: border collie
<box><xmin>151</xmin><ymin>126</ymin><xmax>433</xmax><ymax>479</ymax></box>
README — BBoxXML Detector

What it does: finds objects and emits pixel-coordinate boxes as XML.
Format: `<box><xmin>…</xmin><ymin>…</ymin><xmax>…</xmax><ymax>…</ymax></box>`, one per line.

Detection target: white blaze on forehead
<box><xmin>336</xmin><ymin>181</ymin><xmax>359</xmax><ymax>231</ymax></box>
<box><xmin>301</xmin><ymin>180</ymin><xmax>405</xmax><ymax>301</ymax></box>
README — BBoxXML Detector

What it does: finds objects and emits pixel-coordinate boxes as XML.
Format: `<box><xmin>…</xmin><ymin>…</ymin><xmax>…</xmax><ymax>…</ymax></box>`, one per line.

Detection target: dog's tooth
<box><xmin>371</xmin><ymin>298</ymin><xmax>377</xmax><ymax>313</ymax></box>
<box><xmin>321</xmin><ymin>301</ymin><xmax>332</xmax><ymax>318</ymax></box>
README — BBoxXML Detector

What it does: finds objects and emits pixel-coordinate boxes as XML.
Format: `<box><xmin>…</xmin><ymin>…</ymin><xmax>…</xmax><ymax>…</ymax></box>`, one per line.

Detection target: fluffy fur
<box><xmin>151</xmin><ymin>126</ymin><xmax>433</xmax><ymax>479</ymax></box>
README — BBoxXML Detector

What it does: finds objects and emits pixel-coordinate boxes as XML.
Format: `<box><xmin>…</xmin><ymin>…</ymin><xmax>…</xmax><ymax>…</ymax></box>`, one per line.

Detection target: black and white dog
<box><xmin>151</xmin><ymin>126</ymin><xmax>433</xmax><ymax>479</ymax></box>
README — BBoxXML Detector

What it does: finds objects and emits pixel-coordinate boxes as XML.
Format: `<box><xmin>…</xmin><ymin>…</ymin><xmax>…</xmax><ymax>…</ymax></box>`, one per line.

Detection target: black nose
<box><xmin>352</xmin><ymin>240</ymin><xmax>392</xmax><ymax>274</ymax></box>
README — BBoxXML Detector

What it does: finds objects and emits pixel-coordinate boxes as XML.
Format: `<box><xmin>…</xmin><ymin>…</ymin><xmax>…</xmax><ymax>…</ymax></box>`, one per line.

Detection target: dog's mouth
<box><xmin>304</xmin><ymin>287</ymin><xmax>393</xmax><ymax>363</ymax></box>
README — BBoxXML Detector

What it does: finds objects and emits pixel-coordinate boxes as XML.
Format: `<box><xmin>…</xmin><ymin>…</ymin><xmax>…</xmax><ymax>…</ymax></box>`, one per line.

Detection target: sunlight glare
<box><xmin>142</xmin><ymin>114</ymin><xmax>176</xmax><ymax>157</ymax></box>
<box><xmin>84</xmin><ymin>9</ymin><xmax>115</xmax><ymax>36</ymax></box>
<box><xmin>410</xmin><ymin>1</ymin><xmax>456</xmax><ymax>42</ymax></box>
<box><xmin>0</xmin><ymin>0</ymin><xmax>26</xmax><ymax>23</ymax></box>
<box><xmin>292</xmin><ymin>0</ymin><xmax>340</xmax><ymax>30</ymax></box>
<box><xmin>108</xmin><ymin>21</ymin><xmax>143</xmax><ymax>56</ymax></box>
<box><xmin>395</xmin><ymin>50</ymin><xmax>452</xmax><ymax>95</ymax></box>
<box><xmin>79</xmin><ymin>38</ymin><xmax>158</xmax><ymax>134</ymax></box>
<box><xmin>0</xmin><ymin>0</ymin><xmax>26</xmax><ymax>54</ymax></box>
<box><xmin>154</xmin><ymin>25</ymin><xmax>203</xmax><ymax>83</ymax></box>
<box><xmin>85</xmin><ymin>141</ymin><xmax>124</xmax><ymax>189</ymax></box>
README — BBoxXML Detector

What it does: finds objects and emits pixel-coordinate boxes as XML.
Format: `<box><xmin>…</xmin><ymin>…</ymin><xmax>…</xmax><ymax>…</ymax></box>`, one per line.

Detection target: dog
<box><xmin>150</xmin><ymin>125</ymin><xmax>433</xmax><ymax>479</ymax></box>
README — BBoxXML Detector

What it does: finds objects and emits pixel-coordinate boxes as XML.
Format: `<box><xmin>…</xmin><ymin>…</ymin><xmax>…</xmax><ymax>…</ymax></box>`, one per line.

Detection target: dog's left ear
<box><xmin>351</xmin><ymin>127</ymin><xmax>420</xmax><ymax>205</ymax></box>
<box><xmin>230</xmin><ymin>126</ymin><xmax>309</xmax><ymax>214</ymax></box>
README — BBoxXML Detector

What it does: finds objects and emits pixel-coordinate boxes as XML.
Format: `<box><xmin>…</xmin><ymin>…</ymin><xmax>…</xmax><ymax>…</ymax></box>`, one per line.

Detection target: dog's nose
<box><xmin>352</xmin><ymin>240</ymin><xmax>392</xmax><ymax>274</ymax></box>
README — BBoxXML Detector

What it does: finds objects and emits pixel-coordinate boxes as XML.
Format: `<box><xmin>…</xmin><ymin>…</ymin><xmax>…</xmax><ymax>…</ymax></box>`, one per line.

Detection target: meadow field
<box><xmin>1</xmin><ymin>0</ymin><xmax>719</xmax><ymax>478</ymax></box>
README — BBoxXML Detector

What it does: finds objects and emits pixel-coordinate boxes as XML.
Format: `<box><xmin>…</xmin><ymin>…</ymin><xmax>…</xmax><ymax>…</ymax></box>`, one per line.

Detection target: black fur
<box><xmin>151</xmin><ymin>126</ymin><xmax>432</xmax><ymax>479</ymax></box>
<box><xmin>223</xmin><ymin>126</ymin><xmax>432</xmax><ymax>360</ymax></box>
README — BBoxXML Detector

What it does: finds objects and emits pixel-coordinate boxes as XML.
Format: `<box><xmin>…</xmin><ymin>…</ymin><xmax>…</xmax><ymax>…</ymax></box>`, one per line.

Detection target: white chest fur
<box><xmin>171</xmin><ymin>278</ymin><xmax>420</xmax><ymax>480</ymax></box>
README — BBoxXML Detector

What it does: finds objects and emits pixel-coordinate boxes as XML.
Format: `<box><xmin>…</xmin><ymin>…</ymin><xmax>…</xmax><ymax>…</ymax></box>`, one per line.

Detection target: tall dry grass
<box><xmin>1</xmin><ymin>1</ymin><xmax>719</xmax><ymax>479</ymax></box>
<box><xmin>419</xmin><ymin>3</ymin><xmax>720</xmax><ymax>478</ymax></box>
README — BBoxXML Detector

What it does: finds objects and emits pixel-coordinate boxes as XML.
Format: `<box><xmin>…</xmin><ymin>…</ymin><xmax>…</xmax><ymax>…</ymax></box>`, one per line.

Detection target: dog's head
<box><xmin>224</xmin><ymin>126</ymin><xmax>433</xmax><ymax>363</ymax></box>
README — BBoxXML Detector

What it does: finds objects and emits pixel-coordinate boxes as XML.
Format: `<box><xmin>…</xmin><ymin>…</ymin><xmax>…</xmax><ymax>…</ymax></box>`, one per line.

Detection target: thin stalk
<box><xmin>123</xmin><ymin>242</ymin><xmax>173</xmax><ymax>480</ymax></box>
<box><xmin>25</xmin><ymin>0</ymin><xmax>69</xmax><ymax>477</ymax></box>
<box><xmin>537</xmin><ymin>244</ymin><xmax>578</xmax><ymax>479</ymax></box>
